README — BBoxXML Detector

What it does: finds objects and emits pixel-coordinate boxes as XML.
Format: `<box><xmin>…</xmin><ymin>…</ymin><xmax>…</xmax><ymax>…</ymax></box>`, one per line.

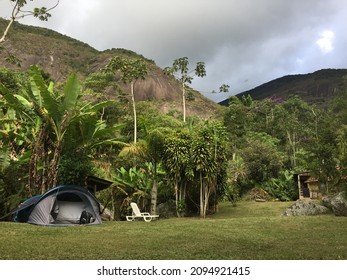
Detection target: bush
<box><xmin>0</xmin><ymin>161</ymin><xmax>28</xmax><ymax>220</ymax></box>
<box><xmin>261</xmin><ymin>171</ymin><xmax>298</xmax><ymax>201</ymax></box>
<box><xmin>57</xmin><ymin>152</ymin><xmax>94</xmax><ymax>186</ymax></box>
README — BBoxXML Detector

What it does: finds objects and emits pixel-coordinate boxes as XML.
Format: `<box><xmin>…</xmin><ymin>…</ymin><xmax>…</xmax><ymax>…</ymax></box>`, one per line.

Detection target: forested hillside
<box><xmin>219</xmin><ymin>69</ymin><xmax>347</xmax><ymax>107</ymax></box>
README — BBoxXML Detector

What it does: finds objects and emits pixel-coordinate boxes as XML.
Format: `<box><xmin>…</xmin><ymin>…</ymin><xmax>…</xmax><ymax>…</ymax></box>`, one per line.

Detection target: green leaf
<box><xmin>62</xmin><ymin>73</ymin><xmax>80</xmax><ymax>114</ymax></box>
<box><xmin>14</xmin><ymin>94</ymin><xmax>32</xmax><ymax>109</ymax></box>
<box><xmin>29</xmin><ymin>66</ymin><xmax>60</xmax><ymax>121</ymax></box>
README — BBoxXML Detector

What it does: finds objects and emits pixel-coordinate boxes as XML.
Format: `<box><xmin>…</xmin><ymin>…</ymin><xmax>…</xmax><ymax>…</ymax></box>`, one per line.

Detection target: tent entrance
<box><xmin>52</xmin><ymin>192</ymin><xmax>94</xmax><ymax>224</ymax></box>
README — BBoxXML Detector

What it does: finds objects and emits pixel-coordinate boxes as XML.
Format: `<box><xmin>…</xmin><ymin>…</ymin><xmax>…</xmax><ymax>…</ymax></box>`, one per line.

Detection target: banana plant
<box><xmin>113</xmin><ymin>166</ymin><xmax>151</xmax><ymax>209</ymax></box>
<box><xmin>0</xmin><ymin>66</ymin><xmax>120</xmax><ymax>194</ymax></box>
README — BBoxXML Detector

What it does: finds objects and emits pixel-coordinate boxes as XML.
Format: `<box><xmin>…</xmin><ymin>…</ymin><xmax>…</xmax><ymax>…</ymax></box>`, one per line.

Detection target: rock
<box><xmin>283</xmin><ymin>201</ymin><xmax>330</xmax><ymax>216</ymax></box>
<box><xmin>247</xmin><ymin>187</ymin><xmax>272</xmax><ymax>201</ymax></box>
<box><xmin>322</xmin><ymin>192</ymin><xmax>347</xmax><ymax>216</ymax></box>
<box><xmin>100</xmin><ymin>205</ymin><xmax>114</xmax><ymax>221</ymax></box>
<box><xmin>157</xmin><ymin>200</ymin><xmax>176</xmax><ymax>218</ymax></box>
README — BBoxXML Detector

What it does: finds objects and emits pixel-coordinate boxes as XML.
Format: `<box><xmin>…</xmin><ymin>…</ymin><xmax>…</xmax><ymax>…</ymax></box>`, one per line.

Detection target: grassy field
<box><xmin>0</xmin><ymin>201</ymin><xmax>346</xmax><ymax>260</ymax></box>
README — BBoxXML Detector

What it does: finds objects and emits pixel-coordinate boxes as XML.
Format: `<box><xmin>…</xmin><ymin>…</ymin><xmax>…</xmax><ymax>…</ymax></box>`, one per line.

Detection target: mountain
<box><xmin>0</xmin><ymin>18</ymin><xmax>220</xmax><ymax>118</ymax></box>
<box><xmin>3</xmin><ymin>18</ymin><xmax>346</xmax><ymax>115</ymax></box>
<box><xmin>219</xmin><ymin>69</ymin><xmax>347</xmax><ymax>107</ymax></box>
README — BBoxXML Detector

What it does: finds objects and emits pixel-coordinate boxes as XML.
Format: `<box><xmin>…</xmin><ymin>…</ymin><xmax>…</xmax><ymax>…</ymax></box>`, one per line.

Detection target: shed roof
<box><xmin>86</xmin><ymin>176</ymin><xmax>113</xmax><ymax>193</ymax></box>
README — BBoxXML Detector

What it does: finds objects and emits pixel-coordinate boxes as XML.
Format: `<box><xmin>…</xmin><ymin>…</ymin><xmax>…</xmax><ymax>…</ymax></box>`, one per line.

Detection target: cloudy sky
<box><xmin>1</xmin><ymin>0</ymin><xmax>347</xmax><ymax>102</ymax></box>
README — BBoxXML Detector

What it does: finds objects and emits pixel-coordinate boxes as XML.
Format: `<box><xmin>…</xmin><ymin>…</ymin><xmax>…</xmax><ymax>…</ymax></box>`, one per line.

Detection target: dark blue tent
<box><xmin>13</xmin><ymin>195</ymin><xmax>42</xmax><ymax>222</ymax></box>
<box><xmin>12</xmin><ymin>185</ymin><xmax>102</xmax><ymax>226</ymax></box>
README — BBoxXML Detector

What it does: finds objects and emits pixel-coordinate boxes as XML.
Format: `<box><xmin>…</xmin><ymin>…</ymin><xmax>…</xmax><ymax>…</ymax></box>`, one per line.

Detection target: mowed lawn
<box><xmin>0</xmin><ymin>201</ymin><xmax>346</xmax><ymax>260</ymax></box>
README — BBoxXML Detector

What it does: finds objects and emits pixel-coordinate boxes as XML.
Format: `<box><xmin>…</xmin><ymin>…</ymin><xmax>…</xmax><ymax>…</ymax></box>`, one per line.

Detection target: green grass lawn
<box><xmin>0</xmin><ymin>201</ymin><xmax>346</xmax><ymax>260</ymax></box>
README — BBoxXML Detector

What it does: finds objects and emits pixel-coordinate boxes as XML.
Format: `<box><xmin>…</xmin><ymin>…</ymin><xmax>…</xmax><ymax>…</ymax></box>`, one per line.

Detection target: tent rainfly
<box><xmin>13</xmin><ymin>185</ymin><xmax>102</xmax><ymax>226</ymax></box>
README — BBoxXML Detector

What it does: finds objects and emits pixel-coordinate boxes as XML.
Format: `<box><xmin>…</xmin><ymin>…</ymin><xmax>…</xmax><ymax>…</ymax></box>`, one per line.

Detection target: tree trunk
<box><xmin>287</xmin><ymin>130</ymin><xmax>297</xmax><ymax>169</ymax></box>
<box><xmin>131</xmin><ymin>82</ymin><xmax>137</xmax><ymax>143</ymax></box>
<box><xmin>175</xmin><ymin>179</ymin><xmax>181</xmax><ymax>217</ymax></box>
<box><xmin>203</xmin><ymin>183</ymin><xmax>211</xmax><ymax>218</ymax></box>
<box><xmin>28</xmin><ymin>124</ymin><xmax>48</xmax><ymax>195</ymax></box>
<box><xmin>178</xmin><ymin>182</ymin><xmax>186</xmax><ymax>217</ymax></box>
<box><xmin>182</xmin><ymin>83</ymin><xmax>186</xmax><ymax>123</ymax></box>
<box><xmin>0</xmin><ymin>18</ymin><xmax>15</xmax><ymax>43</ymax></box>
<box><xmin>47</xmin><ymin>142</ymin><xmax>62</xmax><ymax>189</ymax></box>
<box><xmin>199</xmin><ymin>172</ymin><xmax>204</xmax><ymax>218</ymax></box>
<box><xmin>150</xmin><ymin>179</ymin><xmax>158</xmax><ymax>215</ymax></box>
<box><xmin>47</xmin><ymin>111</ymin><xmax>69</xmax><ymax>190</ymax></box>
<box><xmin>41</xmin><ymin>146</ymin><xmax>50</xmax><ymax>194</ymax></box>
<box><xmin>0</xmin><ymin>4</ymin><xmax>20</xmax><ymax>44</ymax></box>
<box><xmin>150</xmin><ymin>164</ymin><xmax>158</xmax><ymax>215</ymax></box>
<box><xmin>111</xmin><ymin>188</ymin><xmax>116</xmax><ymax>220</ymax></box>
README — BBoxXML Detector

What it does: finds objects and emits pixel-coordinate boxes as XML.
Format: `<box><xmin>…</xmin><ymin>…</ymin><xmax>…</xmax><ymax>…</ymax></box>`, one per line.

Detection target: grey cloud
<box><xmin>1</xmin><ymin>0</ymin><xmax>347</xmax><ymax>102</ymax></box>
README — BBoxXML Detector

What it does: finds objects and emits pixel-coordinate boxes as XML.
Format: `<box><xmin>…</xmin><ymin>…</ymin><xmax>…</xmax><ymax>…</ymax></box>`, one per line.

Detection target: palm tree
<box><xmin>118</xmin><ymin>129</ymin><xmax>166</xmax><ymax>215</ymax></box>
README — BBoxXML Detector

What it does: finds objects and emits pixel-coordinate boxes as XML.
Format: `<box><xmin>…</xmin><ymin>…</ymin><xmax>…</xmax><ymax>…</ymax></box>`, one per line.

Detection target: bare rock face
<box><xmin>322</xmin><ymin>192</ymin><xmax>347</xmax><ymax>216</ymax></box>
<box><xmin>283</xmin><ymin>201</ymin><xmax>330</xmax><ymax>216</ymax></box>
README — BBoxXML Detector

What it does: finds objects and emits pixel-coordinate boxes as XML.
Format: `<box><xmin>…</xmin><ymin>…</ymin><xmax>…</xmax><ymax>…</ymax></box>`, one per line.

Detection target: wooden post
<box><xmin>298</xmin><ymin>174</ymin><xmax>303</xmax><ymax>199</ymax></box>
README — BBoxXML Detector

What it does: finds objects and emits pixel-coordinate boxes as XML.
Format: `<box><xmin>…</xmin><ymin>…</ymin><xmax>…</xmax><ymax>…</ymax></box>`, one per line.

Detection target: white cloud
<box><xmin>316</xmin><ymin>30</ymin><xmax>335</xmax><ymax>54</ymax></box>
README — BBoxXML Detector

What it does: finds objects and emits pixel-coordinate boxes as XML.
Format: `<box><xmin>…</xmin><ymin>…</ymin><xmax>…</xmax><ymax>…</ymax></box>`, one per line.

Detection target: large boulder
<box><xmin>322</xmin><ymin>192</ymin><xmax>347</xmax><ymax>216</ymax></box>
<box><xmin>283</xmin><ymin>201</ymin><xmax>330</xmax><ymax>216</ymax></box>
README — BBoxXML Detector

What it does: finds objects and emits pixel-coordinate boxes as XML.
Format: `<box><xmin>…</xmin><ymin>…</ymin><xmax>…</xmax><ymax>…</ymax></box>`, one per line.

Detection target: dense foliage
<box><xmin>1</xmin><ymin>66</ymin><xmax>347</xmax><ymax>220</ymax></box>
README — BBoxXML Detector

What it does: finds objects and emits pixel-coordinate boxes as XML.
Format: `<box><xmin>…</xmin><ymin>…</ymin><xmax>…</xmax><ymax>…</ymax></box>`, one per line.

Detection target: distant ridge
<box><xmin>219</xmin><ymin>69</ymin><xmax>347</xmax><ymax>107</ymax></box>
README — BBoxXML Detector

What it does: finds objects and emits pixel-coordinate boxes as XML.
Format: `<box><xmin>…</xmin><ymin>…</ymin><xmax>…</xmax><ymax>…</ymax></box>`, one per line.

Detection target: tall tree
<box><xmin>164</xmin><ymin>57</ymin><xmax>206</xmax><ymax>122</ymax></box>
<box><xmin>241</xmin><ymin>132</ymin><xmax>284</xmax><ymax>186</ymax></box>
<box><xmin>191</xmin><ymin>121</ymin><xmax>227</xmax><ymax>218</ymax></box>
<box><xmin>104</xmin><ymin>56</ymin><xmax>148</xmax><ymax>143</ymax></box>
<box><xmin>276</xmin><ymin>97</ymin><xmax>314</xmax><ymax>170</ymax></box>
<box><xmin>162</xmin><ymin>130</ymin><xmax>191</xmax><ymax>217</ymax></box>
<box><xmin>251</xmin><ymin>97</ymin><xmax>315</xmax><ymax>171</ymax></box>
<box><xmin>306</xmin><ymin>82</ymin><xmax>347</xmax><ymax>194</ymax></box>
<box><xmin>223</xmin><ymin>96</ymin><xmax>254</xmax><ymax>151</ymax></box>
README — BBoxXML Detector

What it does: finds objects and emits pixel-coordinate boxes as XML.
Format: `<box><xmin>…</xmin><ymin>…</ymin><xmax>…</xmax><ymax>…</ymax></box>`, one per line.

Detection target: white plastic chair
<box><xmin>126</xmin><ymin>202</ymin><xmax>159</xmax><ymax>222</ymax></box>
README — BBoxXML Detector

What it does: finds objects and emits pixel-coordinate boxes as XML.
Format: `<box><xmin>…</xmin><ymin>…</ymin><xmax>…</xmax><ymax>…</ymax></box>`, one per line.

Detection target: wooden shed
<box><xmin>295</xmin><ymin>172</ymin><xmax>324</xmax><ymax>199</ymax></box>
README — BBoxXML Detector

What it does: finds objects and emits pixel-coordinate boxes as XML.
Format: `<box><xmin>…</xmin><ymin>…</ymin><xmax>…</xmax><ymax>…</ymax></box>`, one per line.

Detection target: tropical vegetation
<box><xmin>1</xmin><ymin>63</ymin><xmax>347</xmax><ymax>221</ymax></box>
<box><xmin>1</xmin><ymin>1</ymin><xmax>347</xmax><ymax>220</ymax></box>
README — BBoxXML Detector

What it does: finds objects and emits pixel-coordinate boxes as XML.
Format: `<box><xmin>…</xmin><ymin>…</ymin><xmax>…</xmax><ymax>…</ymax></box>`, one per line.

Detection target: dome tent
<box><xmin>13</xmin><ymin>185</ymin><xmax>102</xmax><ymax>226</ymax></box>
